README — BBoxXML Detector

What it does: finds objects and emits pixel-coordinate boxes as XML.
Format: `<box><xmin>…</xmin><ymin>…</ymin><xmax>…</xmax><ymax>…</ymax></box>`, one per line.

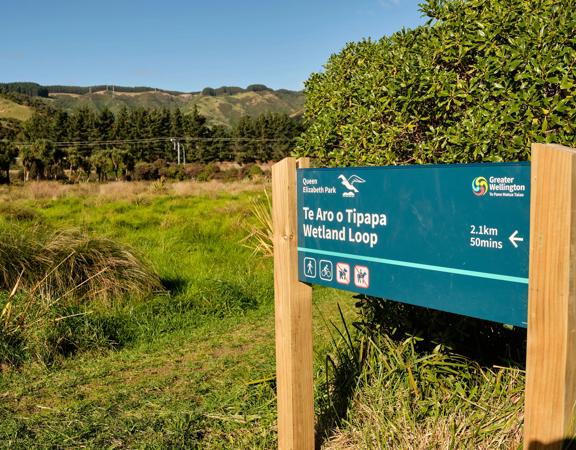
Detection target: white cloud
<box><xmin>378</xmin><ymin>0</ymin><xmax>401</xmax><ymax>6</ymax></box>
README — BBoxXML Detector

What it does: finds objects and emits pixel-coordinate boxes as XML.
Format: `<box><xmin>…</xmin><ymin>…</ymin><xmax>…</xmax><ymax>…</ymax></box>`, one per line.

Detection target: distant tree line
<box><xmin>0</xmin><ymin>82</ymin><xmax>185</xmax><ymax>96</ymax></box>
<box><xmin>44</xmin><ymin>85</ymin><xmax>187</xmax><ymax>96</ymax></box>
<box><xmin>0</xmin><ymin>82</ymin><xmax>297</xmax><ymax>98</ymax></box>
<box><xmin>201</xmin><ymin>84</ymin><xmax>273</xmax><ymax>96</ymax></box>
<box><xmin>0</xmin><ymin>105</ymin><xmax>302</xmax><ymax>183</ymax></box>
<box><xmin>0</xmin><ymin>119</ymin><xmax>21</xmax><ymax>183</ymax></box>
<box><xmin>0</xmin><ymin>82</ymin><xmax>49</xmax><ymax>98</ymax></box>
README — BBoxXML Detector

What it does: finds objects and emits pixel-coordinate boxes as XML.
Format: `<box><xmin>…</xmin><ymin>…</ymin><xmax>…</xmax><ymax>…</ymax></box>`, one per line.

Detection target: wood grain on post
<box><xmin>272</xmin><ymin>157</ymin><xmax>314</xmax><ymax>450</ymax></box>
<box><xmin>525</xmin><ymin>143</ymin><xmax>576</xmax><ymax>449</ymax></box>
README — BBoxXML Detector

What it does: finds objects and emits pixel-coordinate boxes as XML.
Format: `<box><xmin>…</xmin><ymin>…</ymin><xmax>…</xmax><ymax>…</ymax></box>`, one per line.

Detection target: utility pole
<box><xmin>171</xmin><ymin>138</ymin><xmax>182</xmax><ymax>164</ymax></box>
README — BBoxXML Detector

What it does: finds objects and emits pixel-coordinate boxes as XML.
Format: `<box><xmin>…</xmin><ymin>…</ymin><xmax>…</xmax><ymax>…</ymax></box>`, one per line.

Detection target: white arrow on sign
<box><xmin>509</xmin><ymin>230</ymin><xmax>524</xmax><ymax>248</ymax></box>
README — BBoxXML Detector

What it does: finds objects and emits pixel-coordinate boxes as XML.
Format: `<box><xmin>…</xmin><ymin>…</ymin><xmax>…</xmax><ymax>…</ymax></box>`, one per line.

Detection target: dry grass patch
<box><xmin>170</xmin><ymin>179</ymin><xmax>264</xmax><ymax>197</ymax></box>
<box><xmin>0</xmin><ymin>180</ymin><xmax>266</xmax><ymax>203</ymax></box>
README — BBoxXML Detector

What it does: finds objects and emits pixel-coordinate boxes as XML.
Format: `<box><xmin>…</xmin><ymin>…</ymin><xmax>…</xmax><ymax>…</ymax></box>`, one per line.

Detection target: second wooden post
<box><xmin>525</xmin><ymin>143</ymin><xmax>576</xmax><ymax>449</ymax></box>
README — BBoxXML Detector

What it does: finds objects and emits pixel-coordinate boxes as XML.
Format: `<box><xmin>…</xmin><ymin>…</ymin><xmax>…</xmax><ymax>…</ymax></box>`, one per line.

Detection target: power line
<box><xmin>0</xmin><ymin>136</ymin><xmax>296</xmax><ymax>148</ymax></box>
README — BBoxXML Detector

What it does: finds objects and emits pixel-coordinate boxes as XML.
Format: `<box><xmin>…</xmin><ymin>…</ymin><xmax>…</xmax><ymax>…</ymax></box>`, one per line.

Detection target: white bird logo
<box><xmin>338</xmin><ymin>174</ymin><xmax>365</xmax><ymax>197</ymax></box>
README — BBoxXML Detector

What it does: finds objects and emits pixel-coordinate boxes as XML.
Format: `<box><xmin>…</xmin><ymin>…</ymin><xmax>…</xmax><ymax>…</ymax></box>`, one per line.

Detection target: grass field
<box><xmin>0</xmin><ymin>181</ymin><xmax>356</xmax><ymax>449</ymax></box>
<box><xmin>0</xmin><ymin>180</ymin><xmax>528</xmax><ymax>449</ymax></box>
<box><xmin>0</xmin><ymin>97</ymin><xmax>33</xmax><ymax>121</ymax></box>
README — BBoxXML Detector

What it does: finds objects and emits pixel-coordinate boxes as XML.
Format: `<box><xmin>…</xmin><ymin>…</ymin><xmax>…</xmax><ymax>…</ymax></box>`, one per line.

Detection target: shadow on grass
<box><xmin>357</xmin><ymin>296</ymin><xmax>527</xmax><ymax>368</ymax></box>
<box><xmin>0</xmin><ymin>309</ymin><xmax>136</xmax><ymax>368</ymax></box>
<box><xmin>314</xmin><ymin>296</ymin><xmax>528</xmax><ymax>448</ymax></box>
<box><xmin>161</xmin><ymin>276</ymin><xmax>188</xmax><ymax>295</ymax></box>
<box><xmin>528</xmin><ymin>440</ymin><xmax>576</xmax><ymax>450</ymax></box>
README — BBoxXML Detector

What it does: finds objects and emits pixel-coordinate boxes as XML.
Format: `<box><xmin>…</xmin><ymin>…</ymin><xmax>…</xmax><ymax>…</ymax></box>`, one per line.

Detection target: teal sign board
<box><xmin>297</xmin><ymin>163</ymin><xmax>530</xmax><ymax>327</ymax></box>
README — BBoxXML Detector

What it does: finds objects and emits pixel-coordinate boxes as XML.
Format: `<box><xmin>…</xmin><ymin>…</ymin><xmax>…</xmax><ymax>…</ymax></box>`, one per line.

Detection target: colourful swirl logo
<box><xmin>472</xmin><ymin>176</ymin><xmax>488</xmax><ymax>196</ymax></box>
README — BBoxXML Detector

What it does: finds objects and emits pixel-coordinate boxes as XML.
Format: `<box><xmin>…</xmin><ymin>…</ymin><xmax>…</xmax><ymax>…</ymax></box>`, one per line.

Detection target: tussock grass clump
<box><xmin>318</xmin><ymin>306</ymin><xmax>524</xmax><ymax>449</ymax></box>
<box><xmin>0</xmin><ymin>203</ymin><xmax>41</xmax><ymax>222</ymax></box>
<box><xmin>0</xmin><ymin>223</ymin><xmax>161</xmax><ymax>366</ymax></box>
<box><xmin>43</xmin><ymin>229</ymin><xmax>162</xmax><ymax>304</ymax></box>
<box><xmin>0</xmin><ymin>224</ymin><xmax>45</xmax><ymax>290</ymax></box>
<box><xmin>0</xmin><ymin>224</ymin><xmax>162</xmax><ymax>304</ymax></box>
<box><xmin>241</xmin><ymin>190</ymin><xmax>273</xmax><ymax>258</ymax></box>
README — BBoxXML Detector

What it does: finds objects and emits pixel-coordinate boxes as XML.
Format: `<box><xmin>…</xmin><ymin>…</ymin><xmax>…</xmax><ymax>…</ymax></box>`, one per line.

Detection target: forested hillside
<box><xmin>0</xmin><ymin>81</ymin><xmax>305</xmax><ymax>184</ymax></box>
<box><xmin>0</xmin><ymin>105</ymin><xmax>301</xmax><ymax>183</ymax></box>
<box><xmin>0</xmin><ymin>82</ymin><xmax>304</xmax><ymax>128</ymax></box>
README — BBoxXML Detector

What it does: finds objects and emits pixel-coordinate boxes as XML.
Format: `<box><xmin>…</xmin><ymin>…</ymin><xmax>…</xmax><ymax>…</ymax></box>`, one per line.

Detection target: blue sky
<box><xmin>0</xmin><ymin>0</ymin><xmax>426</xmax><ymax>91</ymax></box>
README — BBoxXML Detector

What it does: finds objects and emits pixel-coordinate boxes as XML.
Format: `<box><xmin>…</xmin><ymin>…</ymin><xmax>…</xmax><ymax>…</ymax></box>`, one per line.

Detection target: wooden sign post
<box><xmin>272</xmin><ymin>157</ymin><xmax>314</xmax><ymax>450</ymax></box>
<box><xmin>272</xmin><ymin>144</ymin><xmax>576</xmax><ymax>450</ymax></box>
<box><xmin>524</xmin><ymin>143</ymin><xmax>576</xmax><ymax>449</ymax></box>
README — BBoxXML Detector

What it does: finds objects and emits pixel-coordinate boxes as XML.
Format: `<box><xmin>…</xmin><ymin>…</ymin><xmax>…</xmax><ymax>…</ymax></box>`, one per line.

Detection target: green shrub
<box><xmin>133</xmin><ymin>162</ymin><xmax>157</xmax><ymax>181</ymax></box>
<box><xmin>247</xmin><ymin>164</ymin><xmax>264</xmax><ymax>179</ymax></box>
<box><xmin>163</xmin><ymin>164</ymin><xmax>186</xmax><ymax>181</ymax></box>
<box><xmin>214</xmin><ymin>167</ymin><xmax>242</xmax><ymax>182</ymax></box>
<box><xmin>296</xmin><ymin>0</ymin><xmax>576</xmax><ymax>166</ymax></box>
<box><xmin>196</xmin><ymin>163</ymin><xmax>219</xmax><ymax>182</ymax></box>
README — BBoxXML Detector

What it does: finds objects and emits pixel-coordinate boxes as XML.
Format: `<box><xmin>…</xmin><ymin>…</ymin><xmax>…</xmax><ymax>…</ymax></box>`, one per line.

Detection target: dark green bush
<box><xmin>247</xmin><ymin>164</ymin><xmax>264</xmax><ymax>178</ymax></box>
<box><xmin>296</xmin><ymin>0</ymin><xmax>576</xmax><ymax>166</ymax></box>
<box><xmin>183</xmin><ymin>163</ymin><xmax>205</xmax><ymax>179</ymax></box>
<box><xmin>160</xmin><ymin>164</ymin><xmax>186</xmax><ymax>181</ymax></box>
<box><xmin>133</xmin><ymin>162</ymin><xmax>158</xmax><ymax>181</ymax></box>
<box><xmin>214</xmin><ymin>167</ymin><xmax>242</xmax><ymax>182</ymax></box>
<box><xmin>196</xmin><ymin>163</ymin><xmax>219</xmax><ymax>182</ymax></box>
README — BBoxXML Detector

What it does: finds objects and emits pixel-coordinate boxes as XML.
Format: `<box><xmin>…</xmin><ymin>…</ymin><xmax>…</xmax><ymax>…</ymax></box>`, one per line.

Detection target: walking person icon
<box><xmin>303</xmin><ymin>257</ymin><xmax>316</xmax><ymax>278</ymax></box>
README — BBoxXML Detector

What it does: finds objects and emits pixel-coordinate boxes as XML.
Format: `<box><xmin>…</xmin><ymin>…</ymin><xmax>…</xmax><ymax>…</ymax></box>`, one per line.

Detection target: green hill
<box><xmin>0</xmin><ymin>96</ymin><xmax>34</xmax><ymax>121</ymax></box>
<box><xmin>0</xmin><ymin>82</ymin><xmax>304</xmax><ymax>127</ymax></box>
<box><xmin>49</xmin><ymin>89</ymin><xmax>304</xmax><ymax>127</ymax></box>
<box><xmin>50</xmin><ymin>91</ymin><xmax>304</xmax><ymax>126</ymax></box>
